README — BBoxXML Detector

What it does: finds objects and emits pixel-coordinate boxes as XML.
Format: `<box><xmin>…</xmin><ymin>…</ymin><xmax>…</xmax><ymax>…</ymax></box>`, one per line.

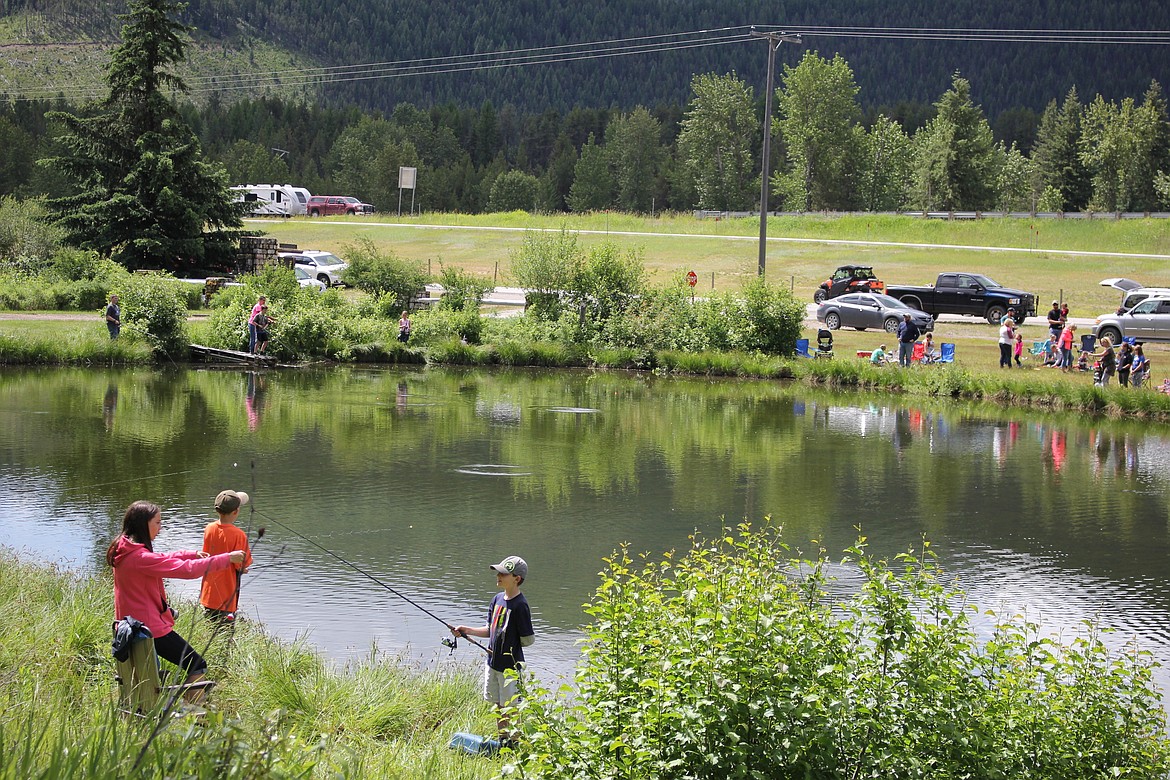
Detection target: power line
<box><xmin>10</xmin><ymin>24</ymin><xmax>1170</xmax><ymax>103</ymax></box>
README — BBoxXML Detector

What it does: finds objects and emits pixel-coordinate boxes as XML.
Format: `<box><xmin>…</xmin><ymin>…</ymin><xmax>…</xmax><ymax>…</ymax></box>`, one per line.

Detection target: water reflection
<box><xmin>0</xmin><ymin>366</ymin><xmax>1168</xmax><ymax>697</ymax></box>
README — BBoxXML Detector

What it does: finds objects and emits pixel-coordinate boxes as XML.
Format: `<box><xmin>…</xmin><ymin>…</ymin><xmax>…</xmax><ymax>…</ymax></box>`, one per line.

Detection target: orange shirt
<box><xmin>199</xmin><ymin>521</ymin><xmax>252</xmax><ymax>612</ymax></box>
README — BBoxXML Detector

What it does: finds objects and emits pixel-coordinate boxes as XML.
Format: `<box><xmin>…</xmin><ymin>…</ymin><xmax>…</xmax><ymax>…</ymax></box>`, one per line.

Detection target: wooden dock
<box><xmin>189</xmin><ymin>344</ymin><xmax>277</xmax><ymax>365</ymax></box>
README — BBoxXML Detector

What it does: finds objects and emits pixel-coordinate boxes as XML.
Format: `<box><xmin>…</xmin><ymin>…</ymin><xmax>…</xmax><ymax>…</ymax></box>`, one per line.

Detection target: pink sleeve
<box><xmin>130</xmin><ymin>549</ymin><xmax>234</xmax><ymax>580</ymax></box>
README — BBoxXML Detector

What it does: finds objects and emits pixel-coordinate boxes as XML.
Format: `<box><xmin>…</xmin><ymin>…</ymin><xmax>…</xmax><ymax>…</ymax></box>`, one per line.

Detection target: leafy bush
<box><xmin>570</xmin><ymin>241</ymin><xmax>646</xmax><ymax>327</ymax></box>
<box><xmin>436</xmin><ymin>265</ymin><xmax>491</xmax><ymax>312</ymax></box>
<box><xmin>513</xmin><ymin>524</ymin><xmax>1170</xmax><ymax>779</ymax></box>
<box><xmin>0</xmin><ymin>196</ymin><xmax>64</xmax><ymax>266</ymax></box>
<box><xmin>510</xmin><ymin>228</ymin><xmax>582</xmax><ymax>320</ymax></box>
<box><xmin>343</xmin><ymin>236</ymin><xmax>430</xmax><ymax>310</ymax></box>
<box><xmin>410</xmin><ymin>306</ymin><xmax>485</xmax><ymax>345</ymax></box>
<box><xmin>487</xmin><ymin>170</ymin><xmax>539</xmax><ymax>212</ymax></box>
<box><xmin>113</xmin><ymin>273</ymin><xmax>190</xmax><ymax>359</ymax></box>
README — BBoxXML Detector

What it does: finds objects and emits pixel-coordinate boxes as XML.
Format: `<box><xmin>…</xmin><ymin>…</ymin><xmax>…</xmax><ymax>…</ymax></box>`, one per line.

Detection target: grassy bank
<box><xmin>5</xmin><ymin>317</ymin><xmax>1170</xmax><ymax>420</ymax></box>
<box><xmin>0</xmin><ymin>551</ymin><xmax>497</xmax><ymax>779</ymax></box>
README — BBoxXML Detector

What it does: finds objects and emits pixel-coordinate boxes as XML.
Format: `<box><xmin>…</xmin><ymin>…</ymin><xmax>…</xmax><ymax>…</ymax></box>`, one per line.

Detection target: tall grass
<box><xmin>0</xmin><ymin>325</ymin><xmax>154</xmax><ymax>365</ymax></box>
<box><xmin>0</xmin><ymin>552</ymin><xmax>497</xmax><ymax>779</ymax></box>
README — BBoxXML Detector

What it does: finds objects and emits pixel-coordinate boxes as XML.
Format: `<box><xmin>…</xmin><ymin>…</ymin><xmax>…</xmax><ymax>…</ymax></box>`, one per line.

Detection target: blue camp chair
<box><xmin>1080</xmin><ymin>334</ymin><xmax>1096</xmax><ymax>353</ymax></box>
<box><xmin>795</xmin><ymin>338</ymin><xmax>811</xmax><ymax>358</ymax></box>
<box><xmin>937</xmin><ymin>343</ymin><xmax>956</xmax><ymax>363</ymax></box>
<box><xmin>1029</xmin><ymin>340</ymin><xmax>1047</xmax><ymax>356</ymax></box>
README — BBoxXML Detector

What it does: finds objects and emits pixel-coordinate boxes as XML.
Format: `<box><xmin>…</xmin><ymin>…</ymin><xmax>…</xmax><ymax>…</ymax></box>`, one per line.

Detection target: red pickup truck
<box><xmin>306</xmin><ymin>195</ymin><xmax>375</xmax><ymax>216</ymax></box>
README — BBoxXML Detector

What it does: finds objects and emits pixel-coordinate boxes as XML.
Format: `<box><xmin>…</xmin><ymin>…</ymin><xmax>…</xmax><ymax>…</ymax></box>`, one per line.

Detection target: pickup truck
<box><xmin>885</xmin><ymin>273</ymin><xmax>1036</xmax><ymax>325</ymax></box>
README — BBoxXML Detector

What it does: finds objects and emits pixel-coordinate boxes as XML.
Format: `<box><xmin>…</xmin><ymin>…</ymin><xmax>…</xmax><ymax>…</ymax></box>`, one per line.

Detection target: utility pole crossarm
<box><xmin>751</xmin><ymin>29</ymin><xmax>802</xmax><ymax>278</ymax></box>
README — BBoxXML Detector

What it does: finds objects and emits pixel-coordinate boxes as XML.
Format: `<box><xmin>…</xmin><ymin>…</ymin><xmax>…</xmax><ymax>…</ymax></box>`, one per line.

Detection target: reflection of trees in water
<box><xmin>3</xmin><ymin>367</ymin><xmax>1169</xmax><ymax>571</ymax></box>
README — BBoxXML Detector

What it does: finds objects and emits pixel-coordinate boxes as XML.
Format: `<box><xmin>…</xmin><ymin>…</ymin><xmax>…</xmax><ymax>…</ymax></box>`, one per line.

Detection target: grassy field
<box><xmin>253</xmin><ymin>212</ymin><xmax>1170</xmax><ymax>316</ymax></box>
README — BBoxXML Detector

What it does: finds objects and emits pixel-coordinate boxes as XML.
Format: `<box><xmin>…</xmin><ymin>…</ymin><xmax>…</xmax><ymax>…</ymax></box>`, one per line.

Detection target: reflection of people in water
<box><xmin>245</xmin><ymin>372</ymin><xmax>267</xmax><ymax>432</ymax></box>
<box><xmin>396</xmin><ymin>381</ymin><xmax>408</xmax><ymax>412</ymax></box>
<box><xmin>1050</xmin><ymin>430</ymin><xmax>1066</xmax><ymax>474</ymax></box>
<box><xmin>103</xmin><ymin>384</ymin><xmax>118</xmax><ymax>431</ymax></box>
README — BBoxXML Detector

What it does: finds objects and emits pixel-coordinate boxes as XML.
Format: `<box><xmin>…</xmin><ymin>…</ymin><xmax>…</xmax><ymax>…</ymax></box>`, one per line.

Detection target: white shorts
<box><xmin>483</xmin><ymin>665</ymin><xmax>523</xmax><ymax>707</ymax></box>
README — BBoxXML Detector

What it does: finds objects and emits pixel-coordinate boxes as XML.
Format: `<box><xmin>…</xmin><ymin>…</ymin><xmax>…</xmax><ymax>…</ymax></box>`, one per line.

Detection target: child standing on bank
<box><xmin>200</xmin><ymin>490</ymin><xmax>253</xmax><ymax>622</ymax></box>
<box><xmin>452</xmin><ymin>556</ymin><xmax>535</xmax><ymax>742</ymax></box>
<box><xmin>1014</xmin><ymin>332</ymin><xmax>1024</xmax><ymax>367</ymax></box>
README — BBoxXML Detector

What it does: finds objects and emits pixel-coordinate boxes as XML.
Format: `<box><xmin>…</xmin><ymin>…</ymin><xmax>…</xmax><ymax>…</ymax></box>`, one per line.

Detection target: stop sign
<box><xmin>686</xmin><ymin>270</ymin><xmax>698</xmax><ymax>287</ymax></box>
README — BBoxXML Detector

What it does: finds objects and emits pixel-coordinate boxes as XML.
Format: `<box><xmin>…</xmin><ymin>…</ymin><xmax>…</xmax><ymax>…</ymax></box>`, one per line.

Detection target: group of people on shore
<box><xmin>108</xmin><ymin>491</ymin><xmax>534</xmax><ymax>740</ymax></box>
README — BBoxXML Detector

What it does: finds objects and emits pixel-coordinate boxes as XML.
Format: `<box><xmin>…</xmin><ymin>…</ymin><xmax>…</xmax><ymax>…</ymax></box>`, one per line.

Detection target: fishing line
<box><xmin>251</xmin><ymin>507</ymin><xmax>490</xmax><ymax>655</ymax></box>
<box><xmin>59</xmin><ymin>468</ymin><xmax>204</xmax><ymax>492</ymax></box>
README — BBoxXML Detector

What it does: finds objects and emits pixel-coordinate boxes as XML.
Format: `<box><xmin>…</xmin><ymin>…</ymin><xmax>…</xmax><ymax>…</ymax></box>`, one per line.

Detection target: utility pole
<box><xmin>752</xmin><ymin>29</ymin><xmax>801</xmax><ymax>278</ymax></box>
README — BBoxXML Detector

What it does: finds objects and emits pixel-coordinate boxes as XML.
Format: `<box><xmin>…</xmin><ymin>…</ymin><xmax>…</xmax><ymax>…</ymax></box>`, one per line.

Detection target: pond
<box><xmin>1</xmin><ymin>365</ymin><xmax>1169</xmax><ymax>695</ymax></box>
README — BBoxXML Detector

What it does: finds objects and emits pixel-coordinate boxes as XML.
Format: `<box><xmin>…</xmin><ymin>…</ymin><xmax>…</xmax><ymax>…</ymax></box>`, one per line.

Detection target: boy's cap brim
<box><xmin>215</xmin><ymin>490</ymin><xmax>250</xmax><ymax>513</ymax></box>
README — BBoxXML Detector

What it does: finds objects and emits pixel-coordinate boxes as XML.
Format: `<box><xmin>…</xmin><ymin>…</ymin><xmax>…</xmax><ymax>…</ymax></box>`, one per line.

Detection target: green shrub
<box><xmin>0</xmin><ymin>196</ymin><xmax>64</xmax><ymax>266</ymax></box>
<box><xmin>510</xmin><ymin>228</ymin><xmax>582</xmax><ymax>320</ymax></box>
<box><xmin>343</xmin><ymin>236</ymin><xmax>430</xmax><ymax>310</ymax></box>
<box><xmin>513</xmin><ymin>524</ymin><xmax>1170</xmax><ymax>779</ymax></box>
<box><xmin>113</xmin><ymin>273</ymin><xmax>190</xmax><ymax>359</ymax></box>
<box><xmin>436</xmin><ymin>265</ymin><xmax>491</xmax><ymax>312</ymax></box>
<box><xmin>410</xmin><ymin>307</ymin><xmax>484</xmax><ymax>345</ymax></box>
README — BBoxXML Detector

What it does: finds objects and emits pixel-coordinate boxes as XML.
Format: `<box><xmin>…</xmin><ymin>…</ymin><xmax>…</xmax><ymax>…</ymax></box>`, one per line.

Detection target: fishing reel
<box><xmin>441</xmin><ymin>635</ymin><xmax>458</xmax><ymax>654</ymax></box>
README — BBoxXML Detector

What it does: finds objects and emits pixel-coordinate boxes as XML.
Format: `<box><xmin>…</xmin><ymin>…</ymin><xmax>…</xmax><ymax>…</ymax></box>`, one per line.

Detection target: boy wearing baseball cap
<box><xmin>200</xmin><ymin>489</ymin><xmax>253</xmax><ymax>623</ymax></box>
<box><xmin>452</xmin><ymin>555</ymin><xmax>535</xmax><ymax>741</ymax></box>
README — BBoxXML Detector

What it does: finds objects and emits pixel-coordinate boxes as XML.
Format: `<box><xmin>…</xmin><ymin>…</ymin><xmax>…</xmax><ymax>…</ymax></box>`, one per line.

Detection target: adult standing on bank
<box><xmin>248</xmin><ymin>295</ymin><xmax>266</xmax><ymax>353</ymax></box>
<box><xmin>999</xmin><ymin>318</ymin><xmax>1015</xmax><ymax>368</ymax></box>
<box><xmin>896</xmin><ymin>313</ymin><xmax>920</xmax><ymax>368</ymax></box>
<box><xmin>108</xmin><ymin>500</ymin><xmax>245</xmax><ymax>702</ymax></box>
<box><xmin>105</xmin><ymin>294</ymin><xmax>121</xmax><ymax>340</ymax></box>
<box><xmin>1046</xmin><ymin>300</ymin><xmax>1063</xmax><ymax>341</ymax></box>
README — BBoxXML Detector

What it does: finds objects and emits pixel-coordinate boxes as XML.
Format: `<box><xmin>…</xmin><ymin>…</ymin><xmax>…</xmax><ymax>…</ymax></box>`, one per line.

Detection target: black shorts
<box><xmin>153</xmin><ymin>630</ymin><xmax>208</xmax><ymax>676</ymax></box>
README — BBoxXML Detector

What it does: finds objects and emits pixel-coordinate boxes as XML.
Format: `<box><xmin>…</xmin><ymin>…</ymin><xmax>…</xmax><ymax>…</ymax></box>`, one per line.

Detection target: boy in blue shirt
<box><xmin>452</xmin><ymin>555</ymin><xmax>535</xmax><ymax>741</ymax></box>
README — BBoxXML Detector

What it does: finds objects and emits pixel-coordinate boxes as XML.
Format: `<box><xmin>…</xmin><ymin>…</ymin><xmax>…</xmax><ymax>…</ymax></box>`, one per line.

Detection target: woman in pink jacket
<box><xmin>106</xmin><ymin>501</ymin><xmax>244</xmax><ymax>694</ymax></box>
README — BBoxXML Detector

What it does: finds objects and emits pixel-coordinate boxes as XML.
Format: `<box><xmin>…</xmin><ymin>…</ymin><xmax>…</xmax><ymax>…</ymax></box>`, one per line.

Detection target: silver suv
<box><xmin>1094</xmin><ymin>296</ymin><xmax>1170</xmax><ymax>344</ymax></box>
<box><xmin>279</xmin><ymin>250</ymin><xmax>348</xmax><ymax>287</ymax></box>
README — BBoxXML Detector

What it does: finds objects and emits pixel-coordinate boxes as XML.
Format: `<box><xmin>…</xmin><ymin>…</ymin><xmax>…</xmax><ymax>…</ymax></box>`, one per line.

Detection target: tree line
<box><xmin>7</xmin><ymin>50</ymin><xmax>1167</xmax><ymax>221</ymax></box>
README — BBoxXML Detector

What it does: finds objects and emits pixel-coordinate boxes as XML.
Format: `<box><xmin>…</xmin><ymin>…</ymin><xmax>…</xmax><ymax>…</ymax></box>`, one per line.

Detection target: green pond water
<box><xmin>1</xmin><ymin>365</ymin><xmax>1169</xmax><ymax>693</ymax></box>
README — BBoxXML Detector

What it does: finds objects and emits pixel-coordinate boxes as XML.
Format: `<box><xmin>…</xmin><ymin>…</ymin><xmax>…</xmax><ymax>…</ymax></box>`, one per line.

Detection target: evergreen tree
<box><xmin>912</xmin><ymin>73</ymin><xmax>997</xmax><ymax>211</ymax></box>
<box><xmin>1031</xmin><ymin>88</ymin><xmax>1090</xmax><ymax>211</ymax></box>
<box><xmin>605</xmin><ymin>107</ymin><xmax>662</xmax><ymax>213</ymax></box>
<box><xmin>676</xmin><ymin>72</ymin><xmax>758</xmax><ymax>211</ymax></box>
<box><xmin>42</xmin><ymin>0</ymin><xmax>245</xmax><ymax>271</ymax></box>
<box><xmin>568</xmin><ymin>134</ymin><xmax>614</xmax><ymax>212</ymax></box>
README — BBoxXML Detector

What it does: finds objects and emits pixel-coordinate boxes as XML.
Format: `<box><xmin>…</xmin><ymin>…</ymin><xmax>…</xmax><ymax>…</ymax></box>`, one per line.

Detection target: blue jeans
<box><xmin>248</xmin><ymin>322</ymin><xmax>257</xmax><ymax>353</ymax></box>
<box><xmin>898</xmin><ymin>342</ymin><xmax>914</xmax><ymax>367</ymax></box>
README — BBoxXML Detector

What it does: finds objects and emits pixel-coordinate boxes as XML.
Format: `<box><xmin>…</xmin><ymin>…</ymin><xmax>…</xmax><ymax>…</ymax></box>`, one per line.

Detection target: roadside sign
<box><xmin>686</xmin><ymin>270</ymin><xmax>698</xmax><ymax>287</ymax></box>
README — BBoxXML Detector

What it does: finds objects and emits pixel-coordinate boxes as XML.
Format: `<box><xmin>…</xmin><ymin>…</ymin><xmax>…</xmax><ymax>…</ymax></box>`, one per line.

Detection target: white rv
<box><xmin>231</xmin><ymin>184</ymin><xmax>311</xmax><ymax>217</ymax></box>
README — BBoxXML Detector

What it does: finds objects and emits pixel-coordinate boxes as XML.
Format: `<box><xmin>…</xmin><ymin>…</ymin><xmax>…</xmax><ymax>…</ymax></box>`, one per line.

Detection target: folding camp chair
<box><xmin>911</xmin><ymin>342</ymin><xmax>925</xmax><ymax>363</ymax></box>
<box><xmin>937</xmin><ymin>343</ymin><xmax>956</xmax><ymax>363</ymax></box>
<box><xmin>815</xmin><ymin>329</ymin><xmax>834</xmax><ymax>359</ymax></box>
<box><xmin>114</xmin><ymin>619</ymin><xmax>214</xmax><ymax>718</ymax></box>
<box><xmin>795</xmin><ymin>338</ymin><xmax>812</xmax><ymax>358</ymax></box>
<box><xmin>1029</xmin><ymin>340</ymin><xmax>1047</xmax><ymax>357</ymax></box>
<box><xmin>1080</xmin><ymin>334</ymin><xmax>1096</xmax><ymax>353</ymax></box>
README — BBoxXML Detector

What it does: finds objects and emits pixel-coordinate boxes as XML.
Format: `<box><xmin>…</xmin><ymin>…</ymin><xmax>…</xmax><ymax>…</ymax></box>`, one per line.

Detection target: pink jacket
<box><xmin>111</xmin><ymin>536</ymin><xmax>236</xmax><ymax>638</ymax></box>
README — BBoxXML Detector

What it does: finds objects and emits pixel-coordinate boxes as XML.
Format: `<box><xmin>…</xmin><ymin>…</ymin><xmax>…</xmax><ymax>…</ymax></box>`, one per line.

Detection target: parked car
<box><xmin>279</xmin><ymin>250</ymin><xmax>348</xmax><ymax>287</ymax></box>
<box><xmin>295</xmin><ymin>266</ymin><xmax>327</xmax><ymax>293</ymax></box>
<box><xmin>817</xmin><ymin>292</ymin><xmax>935</xmax><ymax>334</ymax></box>
<box><xmin>1094</xmin><ymin>296</ymin><xmax>1170</xmax><ymax>344</ymax></box>
<box><xmin>813</xmin><ymin>265</ymin><xmax>885</xmax><ymax>303</ymax></box>
<box><xmin>885</xmin><ymin>272</ymin><xmax>1036</xmax><ymax>325</ymax></box>
<box><xmin>1099</xmin><ymin>278</ymin><xmax>1170</xmax><ymax>313</ymax></box>
<box><xmin>306</xmin><ymin>195</ymin><xmax>374</xmax><ymax>216</ymax></box>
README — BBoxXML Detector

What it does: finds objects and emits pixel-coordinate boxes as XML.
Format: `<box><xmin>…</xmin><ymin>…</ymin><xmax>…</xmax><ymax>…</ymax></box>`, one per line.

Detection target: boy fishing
<box><xmin>451</xmin><ymin>555</ymin><xmax>535</xmax><ymax>743</ymax></box>
<box><xmin>200</xmin><ymin>489</ymin><xmax>253</xmax><ymax>623</ymax></box>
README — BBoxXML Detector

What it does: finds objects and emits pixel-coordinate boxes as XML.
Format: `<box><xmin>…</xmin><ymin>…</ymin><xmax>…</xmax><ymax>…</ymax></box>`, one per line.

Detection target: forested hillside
<box><xmin>1</xmin><ymin>0</ymin><xmax>1167</xmax><ymax>116</ymax></box>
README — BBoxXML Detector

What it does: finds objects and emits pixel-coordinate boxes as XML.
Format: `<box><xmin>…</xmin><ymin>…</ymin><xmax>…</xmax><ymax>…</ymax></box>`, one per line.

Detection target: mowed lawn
<box><xmin>250</xmin><ymin>212</ymin><xmax>1170</xmax><ymax>316</ymax></box>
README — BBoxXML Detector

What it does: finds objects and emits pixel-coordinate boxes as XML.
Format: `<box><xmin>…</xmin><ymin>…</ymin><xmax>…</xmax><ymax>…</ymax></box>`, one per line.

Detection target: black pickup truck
<box><xmin>885</xmin><ymin>273</ymin><xmax>1036</xmax><ymax>325</ymax></box>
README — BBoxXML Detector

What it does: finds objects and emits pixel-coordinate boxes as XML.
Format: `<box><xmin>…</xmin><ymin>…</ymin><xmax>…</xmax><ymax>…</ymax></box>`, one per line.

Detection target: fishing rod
<box><xmin>252</xmin><ymin>508</ymin><xmax>490</xmax><ymax>655</ymax></box>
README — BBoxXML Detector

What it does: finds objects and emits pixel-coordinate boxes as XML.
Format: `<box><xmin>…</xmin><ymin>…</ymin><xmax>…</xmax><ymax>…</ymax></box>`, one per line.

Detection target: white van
<box><xmin>1100</xmin><ymin>278</ymin><xmax>1170</xmax><ymax>313</ymax></box>
<box><xmin>231</xmin><ymin>184</ymin><xmax>311</xmax><ymax>217</ymax></box>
